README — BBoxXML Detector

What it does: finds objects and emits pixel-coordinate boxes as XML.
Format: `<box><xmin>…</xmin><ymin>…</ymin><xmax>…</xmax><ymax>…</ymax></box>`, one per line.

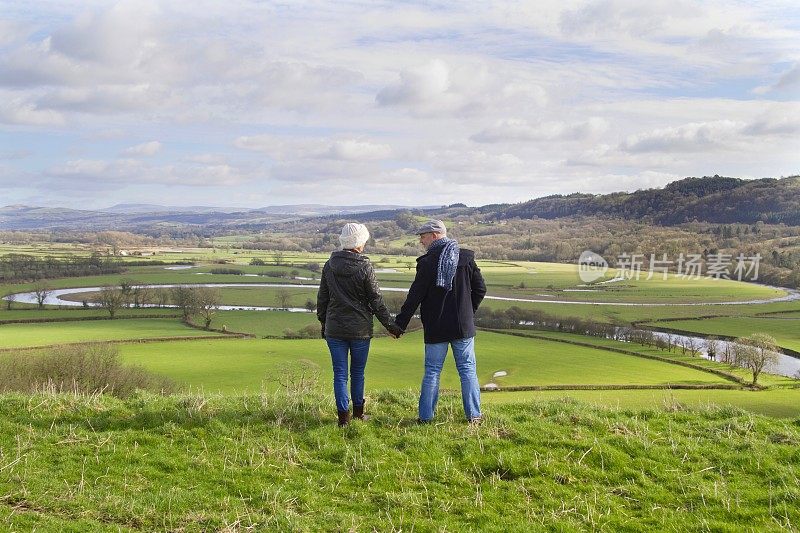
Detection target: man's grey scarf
<box><xmin>428</xmin><ymin>237</ymin><xmax>459</xmax><ymax>291</ymax></box>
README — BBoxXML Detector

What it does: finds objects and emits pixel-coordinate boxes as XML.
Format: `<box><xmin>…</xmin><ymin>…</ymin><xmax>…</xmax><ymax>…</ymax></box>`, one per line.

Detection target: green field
<box><xmin>0</xmin><ymin>307</ymin><xmax>180</xmax><ymax>321</ymax></box>
<box><xmin>209</xmin><ymin>310</ymin><xmax>319</xmax><ymax>337</ymax></box>
<box><xmin>480</xmin><ymin>296</ymin><xmax>800</xmax><ymax>324</ymax></box>
<box><xmin>114</xmin><ymin>331</ymin><xmax>734</xmax><ymax>395</ymax></box>
<box><xmin>0</xmin><ymin>319</ymin><xmax>219</xmax><ymax>348</ymax></box>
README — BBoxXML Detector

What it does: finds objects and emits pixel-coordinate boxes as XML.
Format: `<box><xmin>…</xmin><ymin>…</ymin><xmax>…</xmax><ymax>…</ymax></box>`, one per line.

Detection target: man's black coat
<box><xmin>395</xmin><ymin>247</ymin><xmax>486</xmax><ymax>344</ymax></box>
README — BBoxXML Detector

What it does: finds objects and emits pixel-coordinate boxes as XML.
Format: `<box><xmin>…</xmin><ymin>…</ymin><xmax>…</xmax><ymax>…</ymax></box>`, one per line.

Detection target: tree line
<box><xmin>0</xmin><ymin>253</ymin><xmax>125</xmax><ymax>282</ymax></box>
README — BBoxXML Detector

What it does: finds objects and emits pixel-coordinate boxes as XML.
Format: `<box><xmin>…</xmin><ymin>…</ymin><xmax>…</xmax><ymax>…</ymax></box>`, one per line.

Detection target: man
<box><xmin>394</xmin><ymin>219</ymin><xmax>487</xmax><ymax>424</ymax></box>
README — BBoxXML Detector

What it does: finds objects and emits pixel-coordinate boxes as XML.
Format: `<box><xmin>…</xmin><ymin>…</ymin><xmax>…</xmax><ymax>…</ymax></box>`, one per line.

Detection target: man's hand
<box><xmin>387</xmin><ymin>322</ymin><xmax>404</xmax><ymax>338</ymax></box>
<box><xmin>320</xmin><ymin>323</ymin><xmax>326</xmax><ymax>339</ymax></box>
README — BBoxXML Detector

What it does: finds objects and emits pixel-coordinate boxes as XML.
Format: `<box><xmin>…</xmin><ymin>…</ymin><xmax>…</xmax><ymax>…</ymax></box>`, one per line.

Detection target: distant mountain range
<box><xmin>0</xmin><ymin>203</ymin><xmax>430</xmax><ymax>231</ymax></box>
<box><xmin>2</xmin><ymin>176</ymin><xmax>798</xmax><ymax>231</ymax></box>
<box><xmin>100</xmin><ymin>204</ymin><xmax>244</xmax><ymax>214</ymax></box>
<box><xmin>100</xmin><ymin>203</ymin><xmax>412</xmax><ymax>216</ymax></box>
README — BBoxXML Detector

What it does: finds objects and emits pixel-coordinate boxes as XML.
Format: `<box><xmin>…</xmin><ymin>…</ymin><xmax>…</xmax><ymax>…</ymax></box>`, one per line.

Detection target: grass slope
<box><xmin>0</xmin><ymin>319</ymin><xmax>218</xmax><ymax>349</ymax></box>
<box><xmin>483</xmin><ymin>388</ymin><xmax>800</xmax><ymax>418</ymax></box>
<box><xmin>0</xmin><ymin>391</ymin><xmax>797</xmax><ymax>530</ymax></box>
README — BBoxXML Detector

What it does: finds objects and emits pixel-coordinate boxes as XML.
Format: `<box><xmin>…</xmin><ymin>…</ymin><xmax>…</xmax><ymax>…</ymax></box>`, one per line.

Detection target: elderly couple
<box><xmin>316</xmin><ymin>219</ymin><xmax>487</xmax><ymax>427</ymax></box>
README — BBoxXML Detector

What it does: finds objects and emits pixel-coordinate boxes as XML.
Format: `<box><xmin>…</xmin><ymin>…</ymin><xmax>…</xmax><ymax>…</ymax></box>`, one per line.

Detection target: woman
<box><xmin>317</xmin><ymin>223</ymin><xmax>403</xmax><ymax>426</ymax></box>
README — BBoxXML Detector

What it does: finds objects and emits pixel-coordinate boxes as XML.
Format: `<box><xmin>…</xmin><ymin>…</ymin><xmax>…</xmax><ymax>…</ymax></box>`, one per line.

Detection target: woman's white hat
<box><xmin>339</xmin><ymin>223</ymin><xmax>370</xmax><ymax>250</ymax></box>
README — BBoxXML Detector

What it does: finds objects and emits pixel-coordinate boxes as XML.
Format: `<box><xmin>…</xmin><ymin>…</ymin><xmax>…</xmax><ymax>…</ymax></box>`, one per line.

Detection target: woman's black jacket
<box><xmin>316</xmin><ymin>251</ymin><xmax>394</xmax><ymax>340</ymax></box>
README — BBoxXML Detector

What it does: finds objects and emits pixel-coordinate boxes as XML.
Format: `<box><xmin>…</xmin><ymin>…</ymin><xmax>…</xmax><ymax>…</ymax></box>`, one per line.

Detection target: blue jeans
<box><xmin>326</xmin><ymin>338</ymin><xmax>370</xmax><ymax>413</ymax></box>
<box><xmin>419</xmin><ymin>337</ymin><xmax>481</xmax><ymax>421</ymax></box>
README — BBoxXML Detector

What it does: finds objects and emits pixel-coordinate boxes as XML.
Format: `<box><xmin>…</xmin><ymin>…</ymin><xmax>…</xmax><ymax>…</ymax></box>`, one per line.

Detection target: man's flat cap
<box><xmin>415</xmin><ymin>219</ymin><xmax>447</xmax><ymax>235</ymax></box>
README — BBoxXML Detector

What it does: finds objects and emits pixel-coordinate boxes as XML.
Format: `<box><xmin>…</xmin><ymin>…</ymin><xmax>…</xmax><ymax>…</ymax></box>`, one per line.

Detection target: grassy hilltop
<box><xmin>0</xmin><ymin>390</ymin><xmax>798</xmax><ymax>531</ymax></box>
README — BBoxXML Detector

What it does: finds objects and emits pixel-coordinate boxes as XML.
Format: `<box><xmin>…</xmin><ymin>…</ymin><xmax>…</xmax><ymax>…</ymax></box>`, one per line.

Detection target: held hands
<box><xmin>386</xmin><ymin>322</ymin><xmax>405</xmax><ymax>339</ymax></box>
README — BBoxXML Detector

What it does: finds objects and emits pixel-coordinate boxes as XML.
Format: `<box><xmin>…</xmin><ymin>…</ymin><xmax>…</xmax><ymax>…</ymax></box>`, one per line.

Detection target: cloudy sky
<box><xmin>1</xmin><ymin>1</ymin><xmax>798</xmax><ymax>209</ymax></box>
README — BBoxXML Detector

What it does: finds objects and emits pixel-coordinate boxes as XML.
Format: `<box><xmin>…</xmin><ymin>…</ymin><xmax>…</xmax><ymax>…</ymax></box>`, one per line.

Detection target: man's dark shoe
<box><xmin>337</xmin><ymin>410</ymin><xmax>351</xmax><ymax>427</ymax></box>
<box><xmin>416</xmin><ymin>418</ymin><xmax>432</xmax><ymax>425</ymax></box>
<box><xmin>353</xmin><ymin>402</ymin><xmax>368</xmax><ymax>421</ymax></box>
<box><xmin>468</xmin><ymin>416</ymin><xmax>483</xmax><ymax>426</ymax></box>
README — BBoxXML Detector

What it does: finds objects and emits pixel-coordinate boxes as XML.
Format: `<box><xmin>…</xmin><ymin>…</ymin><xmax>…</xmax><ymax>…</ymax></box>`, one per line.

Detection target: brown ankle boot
<box><xmin>353</xmin><ymin>402</ymin><xmax>368</xmax><ymax>421</ymax></box>
<box><xmin>337</xmin><ymin>410</ymin><xmax>351</xmax><ymax>427</ymax></box>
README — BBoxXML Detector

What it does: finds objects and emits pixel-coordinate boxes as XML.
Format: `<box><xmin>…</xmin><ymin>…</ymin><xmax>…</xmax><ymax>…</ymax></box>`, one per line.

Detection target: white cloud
<box><xmin>39</xmin><ymin>85</ymin><xmax>171</xmax><ymax>114</ymax></box>
<box><xmin>376</xmin><ymin>59</ymin><xmax>496</xmax><ymax>117</ymax></box>
<box><xmin>325</xmin><ymin>139</ymin><xmax>391</xmax><ymax>161</ymax></box>
<box><xmin>44</xmin><ymin>157</ymin><xmax>259</xmax><ymax>189</ymax></box>
<box><xmin>472</xmin><ymin>118</ymin><xmax>608</xmax><ymax>143</ymax></box>
<box><xmin>48</xmin><ymin>1</ymin><xmax>163</xmax><ymax>66</ymax></box>
<box><xmin>235</xmin><ymin>134</ymin><xmax>392</xmax><ymax>162</ymax></box>
<box><xmin>268</xmin><ymin>159</ymin><xmax>375</xmax><ymax>184</ymax></box>
<box><xmin>424</xmin><ymin>146</ymin><xmax>524</xmax><ymax>174</ymax></box>
<box><xmin>742</xmin><ymin>106</ymin><xmax>800</xmax><ymax>136</ymax></box>
<box><xmin>0</xmin><ymin>97</ymin><xmax>65</xmax><ymax>126</ymax></box>
<box><xmin>619</xmin><ymin>120</ymin><xmax>744</xmax><ymax>153</ymax></box>
<box><xmin>122</xmin><ymin>141</ymin><xmax>162</xmax><ymax>157</ymax></box>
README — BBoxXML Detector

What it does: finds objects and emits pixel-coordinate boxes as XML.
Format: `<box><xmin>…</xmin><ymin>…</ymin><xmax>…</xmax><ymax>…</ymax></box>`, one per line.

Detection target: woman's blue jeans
<box><xmin>419</xmin><ymin>336</ymin><xmax>481</xmax><ymax>422</ymax></box>
<box><xmin>326</xmin><ymin>337</ymin><xmax>370</xmax><ymax>413</ymax></box>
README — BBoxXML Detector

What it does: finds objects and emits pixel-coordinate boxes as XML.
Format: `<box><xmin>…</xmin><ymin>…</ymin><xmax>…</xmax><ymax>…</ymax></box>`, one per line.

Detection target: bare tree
<box><xmin>655</xmin><ymin>336</ymin><xmax>668</xmax><ymax>351</ymax></box>
<box><xmin>132</xmin><ymin>285</ymin><xmax>151</xmax><ymax>308</ymax></box>
<box><xmin>276</xmin><ymin>289</ymin><xmax>291</xmax><ymax>309</ymax></box>
<box><xmin>676</xmin><ymin>337</ymin><xmax>687</xmax><ymax>355</ymax></box>
<box><xmin>4</xmin><ymin>290</ymin><xmax>16</xmax><ymax>310</ymax></box>
<box><xmin>665</xmin><ymin>333</ymin><xmax>675</xmax><ymax>352</ymax></box>
<box><xmin>684</xmin><ymin>337</ymin><xmax>701</xmax><ymax>357</ymax></box>
<box><xmin>32</xmin><ymin>280</ymin><xmax>52</xmax><ymax>310</ymax></box>
<box><xmin>97</xmin><ymin>286</ymin><xmax>126</xmax><ymax>319</ymax></box>
<box><xmin>304</xmin><ymin>298</ymin><xmax>317</xmax><ymax>312</ymax></box>
<box><xmin>194</xmin><ymin>287</ymin><xmax>221</xmax><ymax>329</ymax></box>
<box><xmin>171</xmin><ymin>285</ymin><xmax>198</xmax><ymax>320</ymax></box>
<box><xmin>705</xmin><ymin>337</ymin><xmax>720</xmax><ymax>361</ymax></box>
<box><xmin>274</xmin><ymin>251</ymin><xmax>285</xmax><ymax>266</ymax></box>
<box><xmin>118</xmin><ymin>278</ymin><xmax>139</xmax><ymax>307</ymax></box>
<box><xmin>154</xmin><ymin>287</ymin><xmax>171</xmax><ymax>308</ymax></box>
<box><xmin>733</xmin><ymin>334</ymin><xmax>780</xmax><ymax>385</ymax></box>
<box><xmin>720</xmin><ymin>341</ymin><xmax>735</xmax><ymax>365</ymax></box>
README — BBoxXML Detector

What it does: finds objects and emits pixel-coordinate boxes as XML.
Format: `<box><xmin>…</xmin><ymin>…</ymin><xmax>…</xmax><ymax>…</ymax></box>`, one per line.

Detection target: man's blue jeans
<box><xmin>326</xmin><ymin>338</ymin><xmax>370</xmax><ymax>413</ymax></box>
<box><xmin>419</xmin><ymin>337</ymin><xmax>481</xmax><ymax>421</ymax></box>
